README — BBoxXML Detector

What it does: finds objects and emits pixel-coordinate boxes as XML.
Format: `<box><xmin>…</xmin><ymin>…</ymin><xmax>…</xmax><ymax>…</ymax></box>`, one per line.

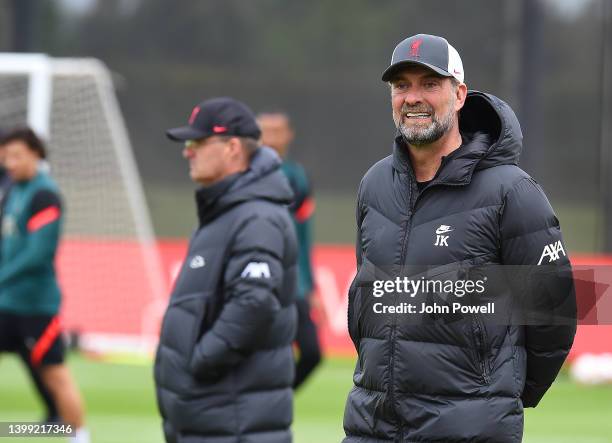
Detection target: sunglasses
<box><xmin>184</xmin><ymin>138</ymin><xmax>228</xmax><ymax>149</ymax></box>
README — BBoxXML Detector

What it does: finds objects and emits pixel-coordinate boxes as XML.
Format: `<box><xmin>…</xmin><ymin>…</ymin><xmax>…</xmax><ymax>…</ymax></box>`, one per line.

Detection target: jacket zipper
<box><xmin>387</xmin><ymin>153</ymin><xmax>484</xmax><ymax>441</ymax></box>
<box><xmin>392</xmin><ymin>176</ymin><xmax>479</xmax><ymax>441</ymax></box>
<box><xmin>393</xmin><ymin>178</ymin><xmax>442</xmax><ymax>440</ymax></box>
<box><xmin>391</xmin><ymin>164</ymin><xmax>468</xmax><ymax>441</ymax></box>
<box><xmin>391</xmin><ymin>179</ymin><xmax>415</xmax><ymax>441</ymax></box>
<box><xmin>473</xmin><ymin>314</ymin><xmax>491</xmax><ymax>384</ymax></box>
<box><xmin>388</xmin><ymin>313</ymin><xmax>400</xmax><ymax>441</ymax></box>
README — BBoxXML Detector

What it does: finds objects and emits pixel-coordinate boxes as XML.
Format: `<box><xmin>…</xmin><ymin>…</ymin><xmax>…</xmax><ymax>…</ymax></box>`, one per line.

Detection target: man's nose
<box><xmin>403</xmin><ymin>89</ymin><xmax>423</xmax><ymax>106</ymax></box>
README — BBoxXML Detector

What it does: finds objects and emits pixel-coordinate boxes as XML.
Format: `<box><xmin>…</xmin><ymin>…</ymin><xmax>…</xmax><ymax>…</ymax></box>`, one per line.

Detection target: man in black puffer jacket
<box><xmin>343</xmin><ymin>34</ymin><xmax>577</xmax><ymax>442</ymax></box>
<box><xmin>155</xmin><ymin>97</ymin><xmax>298</xmax><ymax>443</ymax></box>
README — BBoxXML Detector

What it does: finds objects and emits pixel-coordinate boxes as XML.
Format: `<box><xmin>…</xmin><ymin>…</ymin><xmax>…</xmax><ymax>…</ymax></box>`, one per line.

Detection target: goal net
<box><xmin>0</xmin><ymin>54</ymin><xmax>168</xmax><ymax>354</ymax></box>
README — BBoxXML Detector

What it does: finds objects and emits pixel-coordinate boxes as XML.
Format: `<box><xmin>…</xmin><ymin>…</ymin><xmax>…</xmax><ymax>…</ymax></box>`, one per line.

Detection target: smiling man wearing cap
<box><xmin>343</xmin><ymin>34</ymin><xmax>576</xmax><ymax>442</ymax></box>
<box><xmin>154</xmin><ymin>97</ymin><xmax>298</xmax><ymax>443</ymax></box>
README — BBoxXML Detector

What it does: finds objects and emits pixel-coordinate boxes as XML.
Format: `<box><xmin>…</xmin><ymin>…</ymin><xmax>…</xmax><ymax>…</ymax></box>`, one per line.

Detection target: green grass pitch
<box><xmin>0</xmin><ymin>354</ymin><xmax>611</xmax><ymax>442</ymax></box>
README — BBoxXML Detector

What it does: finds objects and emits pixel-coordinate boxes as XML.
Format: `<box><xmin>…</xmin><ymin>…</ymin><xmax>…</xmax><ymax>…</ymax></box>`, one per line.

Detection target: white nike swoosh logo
<box><xmin>435</xmin><ymin>227</ymin><xmax>453</xmax><ymax>234</ymax></box>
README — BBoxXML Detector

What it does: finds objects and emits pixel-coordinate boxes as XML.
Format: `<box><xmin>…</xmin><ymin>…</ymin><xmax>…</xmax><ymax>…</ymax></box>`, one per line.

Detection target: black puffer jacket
<box><xmin>154</xmin><ymin>147</ymin><xmax>298</xmax><ymax>443</ymax></box>
<box><xmin>343</xmin><ymin>91</ymin><xmax>576</xmax><ymax>442</ymax></box>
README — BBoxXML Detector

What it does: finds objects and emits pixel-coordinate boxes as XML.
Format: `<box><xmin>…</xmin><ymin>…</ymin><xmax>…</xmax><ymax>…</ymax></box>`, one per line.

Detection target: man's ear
<box><xmin>226</xmin><ymin>137</ymin><xmax>243</xmax><ymax>159</ymax></box>
<box><xmin>455</xmin><ymin>83</ymin><xmax>468</xmax><ymax>112</ymax></box>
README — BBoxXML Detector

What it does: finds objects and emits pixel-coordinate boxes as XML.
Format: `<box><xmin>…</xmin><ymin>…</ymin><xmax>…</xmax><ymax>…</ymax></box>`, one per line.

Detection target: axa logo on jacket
<box><xmin>537</xmin><ymin>240</ymin><xmax>566</xmax><ymax>265</ymax></box>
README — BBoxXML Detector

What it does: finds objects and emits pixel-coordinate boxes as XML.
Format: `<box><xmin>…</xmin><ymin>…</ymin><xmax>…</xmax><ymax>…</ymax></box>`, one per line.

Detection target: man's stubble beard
<box><xmin>396</xmin><ymin>97</ymin><xmax>457</xmax><ymax>147</ymax></box>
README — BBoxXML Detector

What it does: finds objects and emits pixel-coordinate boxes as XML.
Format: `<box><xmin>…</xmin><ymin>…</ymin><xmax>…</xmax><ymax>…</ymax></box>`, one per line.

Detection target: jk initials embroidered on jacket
<box><xmin>537</xmin><ymin>240</ymin><xmax>566</xmax><ymax>265</ymax></box>
<box><xmin>434</xmin><ymin>224</ymin><xmax>453</xmax><ymax>247</ymax></box>
<box><xmin>241</xmin><ymin>262</ymin><xmax>271</xmax><ymax>279</ymax></box>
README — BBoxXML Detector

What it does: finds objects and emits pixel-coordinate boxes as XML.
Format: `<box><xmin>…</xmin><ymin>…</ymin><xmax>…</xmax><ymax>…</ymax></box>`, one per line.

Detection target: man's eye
<box><xmin>393</xmin><ymin>83</ymin><xmax>408</xmax><ymax>90</ymax></box>
<box><xmin>424</xmin><ymin>81</ymin><xmax>439</xmax><ymax>88</ymax></box>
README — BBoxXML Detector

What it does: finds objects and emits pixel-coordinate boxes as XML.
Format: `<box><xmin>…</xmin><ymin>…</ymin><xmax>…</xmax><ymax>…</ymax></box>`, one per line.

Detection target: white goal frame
<box><xmin>0</xmin><ymin>53</ymin><xmax>167</xmax><ymax>354</ymax></box>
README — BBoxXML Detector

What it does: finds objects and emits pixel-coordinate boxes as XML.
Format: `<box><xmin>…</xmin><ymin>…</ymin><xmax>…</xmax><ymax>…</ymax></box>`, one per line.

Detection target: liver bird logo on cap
<box><xmin>188</xmin><ymin>106</ymin><xmax>201</xmax><ymax>125</ymax></box>
<box><xmin>410</xmin><ymin>38</ymin><xmax>423</xmax><ymax>57</ymax></box>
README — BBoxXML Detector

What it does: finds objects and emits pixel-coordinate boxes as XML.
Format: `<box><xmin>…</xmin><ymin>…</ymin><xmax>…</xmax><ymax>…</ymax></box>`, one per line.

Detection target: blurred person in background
<box><xmin>258</xmin><ymin>112</ymin><xmax>322</xmax><ymax>389</ymax></box>
<box><xmin>0</xmin><ymin>132</ymin><xmax>10</xmax><ymax>199</ymax></box>
<box><xmin>155</xmin><ymin>97</ymin><xmax>298</xmax><ymax>443</ymax></box>
<box><xmin>0</xmin><ymin>128</ymin><xmax>90</xmax><ymax>443</ymax></box>
<box><xmin>0</xmin><ymin>129</ymin><xmax>61</xmax><ymax>425</ymax></box>
<box><xmin>343</xmin><ymin>34</ymin><xmax>576</xmax><ymax>442</ymax></box>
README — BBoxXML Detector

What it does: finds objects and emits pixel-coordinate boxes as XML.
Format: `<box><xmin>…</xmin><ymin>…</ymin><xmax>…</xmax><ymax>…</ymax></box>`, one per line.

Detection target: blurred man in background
<box><xmin>0</xmin><ymin>135</ymin><xmax>10</xmax><ymax>200</ymax></box>
<box><xmin>343</xmin><ymin>34</ymin><xmax>576</xmax><ymax>442</ymax></box>
<box><xmin>155</xmin><ymin>98</ymin><xmax>298</xmax><ymax>443</ymax></box>
<box><xmin>258</xmin><ymin>112</ymin><xmax>322</xmax><ymax>389</ymax></box>
<box><xmin>0</xmin><ymin>128</ymin><xmax>90</xmax><ymax>443</ymax></box>
<box><xmin>0</xmin><ymin>129</ymin><xmax>60</xmax><ymax>425</ymax></box>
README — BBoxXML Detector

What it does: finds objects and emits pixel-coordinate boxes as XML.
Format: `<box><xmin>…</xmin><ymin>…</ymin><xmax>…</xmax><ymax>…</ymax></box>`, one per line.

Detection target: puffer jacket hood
<box><xmin>465</xmin><ymin>91</ymin><xmax>522</xmax><ymax>170</ymax></box>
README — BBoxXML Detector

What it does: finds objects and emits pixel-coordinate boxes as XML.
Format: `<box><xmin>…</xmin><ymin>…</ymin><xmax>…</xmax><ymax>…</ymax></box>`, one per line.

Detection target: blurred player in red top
<box><xmin>0</xmin><ymin>128</ymin><xmax>90</xmax><ymax>443</ymax></box>
<box><xmin>0</xmin><ymin>129</ymin><xmax>61</xmax><ymax>426</ymax></box>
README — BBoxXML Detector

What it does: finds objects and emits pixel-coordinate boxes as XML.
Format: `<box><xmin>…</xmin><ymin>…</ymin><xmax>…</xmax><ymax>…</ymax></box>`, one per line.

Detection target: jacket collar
<box><xmin>194</xmin><ymin>147</ymin><xmax>294</xmax><ymax>226</ymax></box>
<box><xmin>195</xmin><ymin>172</ymin><xmax>243</xmax><ymax>225</ymax></box>
<box><xmin>392</xmin><ymin>132</ymin><xmax>491</xmax><ymax>186</ymax></box>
